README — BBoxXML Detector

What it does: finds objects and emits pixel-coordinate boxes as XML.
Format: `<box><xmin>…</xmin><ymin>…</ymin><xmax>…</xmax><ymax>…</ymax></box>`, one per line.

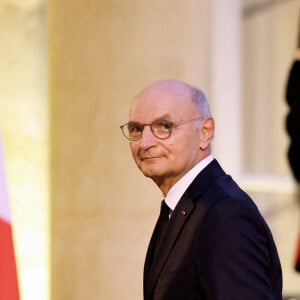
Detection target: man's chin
<box><xmin>138</xmin><ymin>158</ymin><xmax>167</xmax><ymax>179</ymax></box>
<box><xmin>140</xmin><ymin>166</ymin><xmax>162</xmax><ymax>179</ymax></box>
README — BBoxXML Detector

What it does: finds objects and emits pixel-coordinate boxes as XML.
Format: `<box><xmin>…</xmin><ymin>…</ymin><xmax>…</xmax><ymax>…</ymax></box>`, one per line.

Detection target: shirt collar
<box><xmin>164</xmin><ymin>154</ymin><xmax>214</xmax><ymax>211</ymax></box>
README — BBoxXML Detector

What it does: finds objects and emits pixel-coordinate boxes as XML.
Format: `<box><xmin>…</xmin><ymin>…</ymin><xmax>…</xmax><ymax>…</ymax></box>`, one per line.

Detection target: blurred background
<box><xmin>0</xmin><ymin>0</ymin><xmax>299</xmax><ymax>299</ymax></box>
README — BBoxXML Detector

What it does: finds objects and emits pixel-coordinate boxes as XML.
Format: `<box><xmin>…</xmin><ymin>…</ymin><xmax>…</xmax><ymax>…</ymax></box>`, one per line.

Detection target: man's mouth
<box><xmin>141</xmin><ymin>156</ymin><xmax>160</xmax><ymax>161</ymax></box>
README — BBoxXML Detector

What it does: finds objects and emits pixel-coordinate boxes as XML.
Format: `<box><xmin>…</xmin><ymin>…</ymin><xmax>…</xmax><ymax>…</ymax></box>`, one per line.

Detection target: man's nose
<box><xmin>139</xmin><ymin>125</ymin><xmax>157</xmax><ymax>149</ymax></box>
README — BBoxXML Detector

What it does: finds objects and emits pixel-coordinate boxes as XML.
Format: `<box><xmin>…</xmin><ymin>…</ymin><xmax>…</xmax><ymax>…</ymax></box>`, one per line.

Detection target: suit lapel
<box><xmin>144</xmin><ymin>217</ymin><xmax>160</xmax><ymax>294</ymax></box>
<box><xmin>145</xmin><ymin>197</ymin><xmax>195</xmax><ymax>297</ymax></box>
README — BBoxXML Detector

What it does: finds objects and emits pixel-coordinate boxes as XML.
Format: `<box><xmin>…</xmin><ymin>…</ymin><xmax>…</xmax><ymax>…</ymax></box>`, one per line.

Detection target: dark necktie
<box><xmin>154</xmin><ymin>200</ymin><xmax>170</xmax><ymax>254</ymax></box>
<box><xmin>143</xmin><ymin>200</ymin><xmax>170</xmax><ymax>292</ymax></box>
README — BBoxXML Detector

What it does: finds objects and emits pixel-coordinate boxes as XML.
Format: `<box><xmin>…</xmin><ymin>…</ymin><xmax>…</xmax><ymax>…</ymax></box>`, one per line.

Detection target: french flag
<box><xmin>0</xmin><ymin>137</ymin><xmax>20</xmax><ymax>299</ymax></box>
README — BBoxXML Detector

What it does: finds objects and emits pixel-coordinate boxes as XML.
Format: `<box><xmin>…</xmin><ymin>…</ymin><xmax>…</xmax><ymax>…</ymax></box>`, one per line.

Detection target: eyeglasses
<box><xmin>120</xmin><ymin>117</ymin><xmax>203</xmax><ymax>141</ymax></box>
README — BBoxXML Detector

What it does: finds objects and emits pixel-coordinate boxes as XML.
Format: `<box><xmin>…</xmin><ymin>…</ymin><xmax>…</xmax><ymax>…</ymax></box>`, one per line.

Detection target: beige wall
<box><xmin>49</xmin><ymin>1</ymin><xmax>210</xmax><ymax>299</ymax></box>
<box><xmin>242</xmin><ymin>0</ymin><xmax>299</xmax><ymax>175</ymax></box>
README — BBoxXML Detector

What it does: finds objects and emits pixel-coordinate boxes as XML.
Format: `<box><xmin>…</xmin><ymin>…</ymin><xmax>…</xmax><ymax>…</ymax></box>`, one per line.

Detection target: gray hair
<box><xmin>191</xmin><ymin>88</ymin><xmax>212</xmax><ymax>118</ymax></box>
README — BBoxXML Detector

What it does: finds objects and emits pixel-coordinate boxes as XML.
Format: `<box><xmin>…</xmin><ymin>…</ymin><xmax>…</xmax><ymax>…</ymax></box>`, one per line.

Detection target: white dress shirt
<box><xmin>164</xmin><ymin>155</ymin><xmax>214</xmax><ymax>213</ymax></box>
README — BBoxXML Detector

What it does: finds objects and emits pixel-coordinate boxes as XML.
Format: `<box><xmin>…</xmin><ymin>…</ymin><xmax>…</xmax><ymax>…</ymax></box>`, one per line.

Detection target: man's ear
<box><xmin>199</xmin><ymin>117</ymin><xmax>215</xmax><ymax>150</ymax></box>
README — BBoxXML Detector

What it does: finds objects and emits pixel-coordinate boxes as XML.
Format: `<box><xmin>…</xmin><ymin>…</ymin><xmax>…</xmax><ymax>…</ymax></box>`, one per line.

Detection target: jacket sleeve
<box><xmin>197</xmin><ymin>198</ymin><xmax>282</xmax><ymax>300</ymax></box>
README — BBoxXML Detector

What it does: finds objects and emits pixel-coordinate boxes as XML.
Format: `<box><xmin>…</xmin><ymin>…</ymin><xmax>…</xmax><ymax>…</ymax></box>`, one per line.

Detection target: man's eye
<box><xmin>128</xmin><ymin>124</ymin><xmax>143</xmax><ymax>133</ymax></box>
<box><xmin>156</xmin><ymin>121</ymin><xmax>172</xmax><ymax>131</ymax></box>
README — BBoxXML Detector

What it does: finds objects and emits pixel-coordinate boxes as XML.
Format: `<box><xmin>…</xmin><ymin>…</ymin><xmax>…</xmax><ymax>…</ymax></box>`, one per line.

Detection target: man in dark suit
<box><xmin>120</xmin><ymin>79</ymin><xmax>282</xmax><ymax>299</ymax></box>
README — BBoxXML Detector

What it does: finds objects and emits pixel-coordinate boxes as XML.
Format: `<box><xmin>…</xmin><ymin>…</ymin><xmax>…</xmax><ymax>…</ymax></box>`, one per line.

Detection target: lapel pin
<box><xmin>180</xmin><ymin>210</ymin><xmax>187</xmax><ymax>216</ymax></box>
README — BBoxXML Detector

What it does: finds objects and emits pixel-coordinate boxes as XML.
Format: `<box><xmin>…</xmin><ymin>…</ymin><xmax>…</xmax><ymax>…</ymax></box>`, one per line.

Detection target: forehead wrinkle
<box><xmin>129</xmin><ymin>113</ymin><xmax>172</xmax><ymax>123</ymax></box>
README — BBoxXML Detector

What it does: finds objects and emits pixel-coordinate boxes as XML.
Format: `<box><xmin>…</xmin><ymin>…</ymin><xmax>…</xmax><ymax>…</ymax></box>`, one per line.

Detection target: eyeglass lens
<box><xmin>123</xmin><ymin>121</ymin><xmax>172</xmax><ymax>140</ymax></box>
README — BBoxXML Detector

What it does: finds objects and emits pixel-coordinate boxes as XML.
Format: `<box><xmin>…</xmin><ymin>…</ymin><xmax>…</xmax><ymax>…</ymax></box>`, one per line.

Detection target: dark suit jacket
<box><xmin>144</xmin><ymin>160</ymin><xmax>282</xmax><ymax>300</ymax></box>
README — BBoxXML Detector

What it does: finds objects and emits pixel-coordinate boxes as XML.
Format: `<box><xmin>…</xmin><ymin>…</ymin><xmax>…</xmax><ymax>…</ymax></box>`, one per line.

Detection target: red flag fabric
<box><xmin>0</xmin><ymin>137</ymin><xmax>20</xmax><ymax>300</ymax></box>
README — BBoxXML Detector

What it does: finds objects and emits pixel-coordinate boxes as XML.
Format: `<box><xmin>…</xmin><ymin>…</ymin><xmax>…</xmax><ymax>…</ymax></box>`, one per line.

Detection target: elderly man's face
<box><xmin>129</xmin><ymin>83</ymin><xmax>205</xmax><ymax>189</ymax></box>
